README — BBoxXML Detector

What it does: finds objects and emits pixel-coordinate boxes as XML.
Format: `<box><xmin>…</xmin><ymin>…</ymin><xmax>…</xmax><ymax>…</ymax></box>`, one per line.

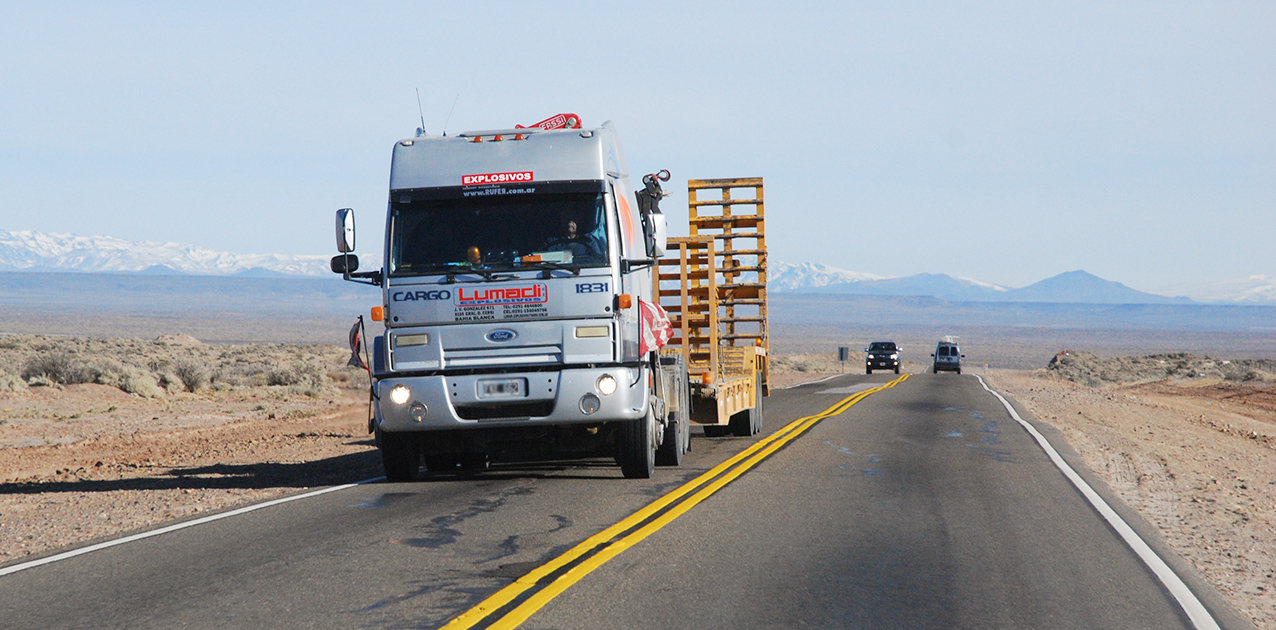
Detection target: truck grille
<box><xmin>454</xmin><ymin>401</ymin><xmax>556</xmax><ymax>421</ymax></box>
<box><xmin>444</xmin><ymin>345</ymin><xmax>562</xmax><ymax>368</ymax></box>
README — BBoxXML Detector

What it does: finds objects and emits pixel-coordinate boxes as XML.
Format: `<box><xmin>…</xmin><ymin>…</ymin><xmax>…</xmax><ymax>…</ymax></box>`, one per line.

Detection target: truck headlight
<box><xmin>389</xmin><ymin>384</ymin><xmax>411</xmax><ymax>405</ymax></box>
<box><xmin>890</xmin><ymin>353</ymin><xmax>898</xmax><ymax>360</ymax></box>
<box><xmin>596</xmin><ymin>374</ymin><xmax>617</xmax><ymax>396</ymax></box>
<box><xmin>409</xmin><ymin>402</ymin><xmax>426</xmax><ymax>422</ymax></box>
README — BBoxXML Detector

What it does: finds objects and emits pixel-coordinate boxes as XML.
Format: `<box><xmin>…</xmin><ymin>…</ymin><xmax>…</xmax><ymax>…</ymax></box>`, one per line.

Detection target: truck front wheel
<box><xmin>618</xmin><ymin>407</ymin><xmax>657</xmax><ymax>479</ymax></box>
<box><xmin>379</xmin><ymin>429</ymin><xmax>420</xmax><ymax>482</ymax></box>
<box><xmin>656</xmin><ymin>374</ymin><xmax>690</xmax><ymax>467</ymax></box>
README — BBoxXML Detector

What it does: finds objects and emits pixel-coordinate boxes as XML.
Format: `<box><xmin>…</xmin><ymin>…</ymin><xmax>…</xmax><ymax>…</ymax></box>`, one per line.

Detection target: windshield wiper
<box><xmin>528</xmin><ymin>261</ymin><xmax>583</xmax><ymax>278</ymax></box>
<box><xmin>440</xmin><ymin>264</ymin><xmax>526</xmax><ymax>283</ymax></box>
<box><xmin>442</xmin><ymin>268</ymin><xmax>487</xmax><ymax>283</ymax></box>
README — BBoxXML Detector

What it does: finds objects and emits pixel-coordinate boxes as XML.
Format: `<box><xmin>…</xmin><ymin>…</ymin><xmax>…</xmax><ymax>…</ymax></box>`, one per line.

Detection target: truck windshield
<box><xmin>389</xmin><ymin>191</ymin><xmax>610</xmax><ymax>275</ymax></box>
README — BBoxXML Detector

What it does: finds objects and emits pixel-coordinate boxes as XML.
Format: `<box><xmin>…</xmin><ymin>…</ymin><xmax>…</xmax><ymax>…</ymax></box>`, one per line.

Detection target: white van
<box><xmin>932</xmin><ymin>340</ymin><xmax>963</xmax><ymax>374</ymax></box>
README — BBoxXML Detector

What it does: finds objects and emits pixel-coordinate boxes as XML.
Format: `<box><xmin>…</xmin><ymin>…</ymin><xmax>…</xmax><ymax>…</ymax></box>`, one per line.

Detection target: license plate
<box><xmin>479</xmin><ymin>378</ymin><xmax>525</xmax><ymax>399</ymax></box>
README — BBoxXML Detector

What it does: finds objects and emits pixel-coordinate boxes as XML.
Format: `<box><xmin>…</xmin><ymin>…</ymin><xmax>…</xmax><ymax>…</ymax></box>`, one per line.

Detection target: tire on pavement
<box><xmin>618</xmin><ymin>406</ymin><xmax>658</xmax><ymax>478</ymax></box>
<box><xmin>379</xmin><ymin>429</ymin><xmax>420</xmax><ymax>482</ymax></box>
<box><xmin>656</xmin><ymin>365</ymin><xmax>690</xmax><ymax>466</ymax></box>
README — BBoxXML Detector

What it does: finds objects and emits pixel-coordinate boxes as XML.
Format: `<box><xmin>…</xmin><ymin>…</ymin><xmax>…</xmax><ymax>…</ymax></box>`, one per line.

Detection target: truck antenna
<box><xmin>415</xmin><ymin>88</ymin><xmax>427</xmax><ymax>137</ymax></box>
<box><xmin>442</xmin><ymin>93</ymin><xmax>459</xmax><ymax>137</ymax></box>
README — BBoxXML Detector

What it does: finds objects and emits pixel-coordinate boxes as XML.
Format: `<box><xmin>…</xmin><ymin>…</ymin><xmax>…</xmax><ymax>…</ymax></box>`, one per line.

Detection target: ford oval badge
<box><xmin>486</xmin><ymin>329</ymin><xmax>517</xmax><ymax>343</ymax></box>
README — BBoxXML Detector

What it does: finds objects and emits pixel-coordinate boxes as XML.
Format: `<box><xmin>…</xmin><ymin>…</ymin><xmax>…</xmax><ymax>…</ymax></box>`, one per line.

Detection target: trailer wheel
<box><xmin>729</xmin><ymin>407</ymin><xmax>758</xmax><ymax>437</ymax></box>
<box><xmin>618</xmin><ymin>407</ymin><xmax>657</xmax><ymax>478</ymax></box>
<box><xmin>703</xmin><ymin>425</ymin><xmax>731</xmax><ymax>437</ymax></box>
<box><xmin>379</xmin><ymin>430</ymin><xmax>419</xmax><ymax>482</ymax></box>
<box><xmin>752</xmin><ymin>371</ymin><xmax>764</xmax><ymax>434</ymax></box>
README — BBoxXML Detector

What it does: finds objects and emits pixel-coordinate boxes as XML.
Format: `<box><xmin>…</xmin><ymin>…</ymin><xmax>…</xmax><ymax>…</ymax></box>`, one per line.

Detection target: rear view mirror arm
<box><xmin>345</xmin><ymin>270</ymin><xmax>383</xmax><ymax>286</ymax></box>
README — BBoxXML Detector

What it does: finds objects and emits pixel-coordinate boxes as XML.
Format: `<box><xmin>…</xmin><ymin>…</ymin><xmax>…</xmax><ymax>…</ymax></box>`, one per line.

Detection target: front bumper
<box><xmin>866</xmin><ymin>357</ymin><xmax>900</xmax><ymax>369</ymax></box>
<box><xmin>375</xmin><ymin>366</ymin><xmax>647</xmax><ymax>432</ymax></box>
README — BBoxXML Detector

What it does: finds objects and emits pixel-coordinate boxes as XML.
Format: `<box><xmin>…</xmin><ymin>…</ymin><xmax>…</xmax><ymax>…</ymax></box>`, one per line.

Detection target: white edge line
<box><xmin>783</xmin><ymin>374</ymin><xmax>843</xmax><ymax>389</ymax></box>
<box><xmin>0</xmin><ymin>476</ymin><xmax>382</xmax><ymax>578</ymax></box>
<box><xmin>974</xmin><ymin>375</ymin><xmax>1221</xmax><ymax>630</ymax></box>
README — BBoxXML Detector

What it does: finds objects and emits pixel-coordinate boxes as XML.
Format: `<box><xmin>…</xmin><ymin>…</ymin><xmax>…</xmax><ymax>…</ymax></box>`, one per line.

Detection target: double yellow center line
<box><xmin>442</xmin><ymin>373</ymin><xmax>910</xmax><ymax>630</ymax></box>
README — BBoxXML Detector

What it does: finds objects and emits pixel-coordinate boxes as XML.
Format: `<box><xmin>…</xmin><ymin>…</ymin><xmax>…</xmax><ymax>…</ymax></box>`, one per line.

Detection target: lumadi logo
<box><xmin>456</xmin><ymin>283</ymin><xmax>547</xmax><ymax>307</ymax></box>
<box><xmin>485</xmin><ymin>329</ymin><xmax>517</xmax><ymax>343</ymax></box>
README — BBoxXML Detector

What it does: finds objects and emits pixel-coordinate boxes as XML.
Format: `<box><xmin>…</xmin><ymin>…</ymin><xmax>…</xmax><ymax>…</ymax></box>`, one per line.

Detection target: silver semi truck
<box><xmin>331</xmin><ymin>119</ymin><xmax>692</xmax><ymax>481</ymax></box>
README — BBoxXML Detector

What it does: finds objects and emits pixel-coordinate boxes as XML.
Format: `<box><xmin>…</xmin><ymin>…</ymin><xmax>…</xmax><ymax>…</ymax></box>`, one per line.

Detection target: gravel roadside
<box><xmin>984</xmin><ymin>369</ymin><xmax>1275</xmax><ymax>629</ymax></box>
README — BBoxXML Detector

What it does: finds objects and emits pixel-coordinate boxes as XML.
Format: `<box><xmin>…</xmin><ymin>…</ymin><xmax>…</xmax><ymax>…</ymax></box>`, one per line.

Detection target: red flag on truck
<box><xmin>639</xmin><ymin>300</ymin><xmax>673</xmax><ymax>355</ymax></box>
<box><xmin>347</xmin><ymin>317</ymin><xmax>368</xmax><ymax>371</ymax></box>
<box><xmin>515</xmin><ymin>113</ymin><xmax>581</xmax><ymax>130</ymax></box>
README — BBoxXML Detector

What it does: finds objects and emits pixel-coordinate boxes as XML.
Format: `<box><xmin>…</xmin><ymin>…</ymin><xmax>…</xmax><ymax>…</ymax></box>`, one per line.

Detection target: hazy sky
<box><xmin>2</xmin><ymin>2</ymin><xmax>1271</xmax><ymax>292</ymax></box>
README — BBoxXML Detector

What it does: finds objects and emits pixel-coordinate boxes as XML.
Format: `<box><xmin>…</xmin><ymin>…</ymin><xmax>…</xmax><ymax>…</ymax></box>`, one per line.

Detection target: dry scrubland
<box><xmin>0</xmin><ymin>333</ymin><xmax>378</xmax><ymax>564</ymax></box>
<box><xmin>0</xmin><ymin>333</ymin><xmax>344</xmax><ymax>400</ymax></box>
<box><xmin>2</xmin><ymin>333</ymin><xmax>1275</xmax><ymax>627</ymax></box>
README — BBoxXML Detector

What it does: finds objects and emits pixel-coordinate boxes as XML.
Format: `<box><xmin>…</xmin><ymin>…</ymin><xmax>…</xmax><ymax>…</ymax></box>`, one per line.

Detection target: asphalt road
<box><xmin>0</xmin><ymin>373</ymin><xmax>1252</xmax><ymax>629</ymax></box>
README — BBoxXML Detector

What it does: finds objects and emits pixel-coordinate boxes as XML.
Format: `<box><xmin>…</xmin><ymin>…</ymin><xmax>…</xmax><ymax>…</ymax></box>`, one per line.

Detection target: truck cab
<box><xmin>332</xmin><ymin>120</ymin><xmax>685</xmax><ymax>481</ymax></box>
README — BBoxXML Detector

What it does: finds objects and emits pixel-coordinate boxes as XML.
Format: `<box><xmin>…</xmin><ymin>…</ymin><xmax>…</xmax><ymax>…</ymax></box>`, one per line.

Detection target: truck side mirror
<box><xmin>331</xmin><ymin>254</ymin><xmax>359</xmax><ymax>274</ymax></box>
<box><xmin>648</xmin><ymin>213</ymin><xmax>667</xmax><ymax>257</ymax></box>
<box><xmin>336</xmin><ymin>208</ymin><xmax>356</xmax><ymax>253</ymax></box>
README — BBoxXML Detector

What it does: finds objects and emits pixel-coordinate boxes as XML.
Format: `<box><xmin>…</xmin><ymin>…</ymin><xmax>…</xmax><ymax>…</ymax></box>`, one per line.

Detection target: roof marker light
<box><xmin>472</xmin><ymin>136</ymin><xmax>483</xmax><ymax>143</ymax></box>
<box><xmin>513</xmin><ymin>134</ymin><xmax>525</xmax><ymax>141</ymax></box>
<box><xmin>493</xmin><ymin>135</ymin><xmax>503</xmax><ymax>142</ymax></box>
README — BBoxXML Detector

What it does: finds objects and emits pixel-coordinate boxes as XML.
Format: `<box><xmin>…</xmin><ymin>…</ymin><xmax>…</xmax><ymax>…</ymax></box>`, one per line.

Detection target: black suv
<box><xmin>865</xmin><ymin>341</ymin><xmax>900</xmax><ymax>374</ymax></box>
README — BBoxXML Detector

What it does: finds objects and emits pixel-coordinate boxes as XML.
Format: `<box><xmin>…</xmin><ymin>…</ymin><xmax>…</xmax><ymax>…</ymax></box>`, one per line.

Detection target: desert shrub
<box><xmin>209</xmin><ymin>360</ymin><xmax>271</xmax><ymax>388</ymax></box>
<box><xmin>172</xmin><ymin>359</ymin><xmax>210</xmax><ymax>392</ymax></box>
<box><xmin>156</xmin><ymin>372</ymin><xmax>182</xmax><ymax>394</ymax></box>
<box><xmin>0</xmin><ymin>371</ymin><xmax>28</xmax><ymax>392</ymax></box>
<box><xmin>21</xmin><ymin>352</ymin><xmax>96</xmax><ymax>385</ymax></box>
<box><xmin>95</xmin><ymin>362</ymin><xmax>165</xmax><ymax>398</ymax></box>
<box><xmin>268</xmin><ymin>362</ymin><xmax>332</xmax><ymax>397</ymax></box>
<box><xmin>266</xmin><ymin>365</ymin><xmax>301</xmax><ymax>387</ymax></box>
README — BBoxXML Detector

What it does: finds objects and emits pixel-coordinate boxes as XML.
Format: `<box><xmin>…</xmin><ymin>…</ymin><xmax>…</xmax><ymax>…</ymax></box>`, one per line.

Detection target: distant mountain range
<box><xmin>773</xmin><ymin>267</ymin><xmax>1195</xmax><ymax>305</ymax></box>
<box><xmin>2</xmin><ymin>230</ymin><xmax>1271</xmax><ymax>304</ymax></box>
<box><xmin>768</xmin><ymin>264</ymin><xmax>1268</xmax><ymax>305</ymax></box>
<box><xmin>0</xmin><ymin>230</ymin><xmax>328</xmax><ymax>277</ymax></box>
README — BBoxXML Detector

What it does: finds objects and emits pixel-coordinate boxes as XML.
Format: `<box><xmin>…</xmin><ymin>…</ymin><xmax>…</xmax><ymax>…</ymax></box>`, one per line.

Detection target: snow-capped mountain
<box><xmin>768</xmin><ymin>262</ymin><xmax>1010</xmax><ymax>301</ymax></box>
<box><xmin>0</xmin><ymin>230</ymin><xmax>328</xmax><ymax>277</ymax></box>
<box><xmin>1155</xmin><ymin>275</ymin><xmax>1276</xmax><ymax>305</ymax></box>
<box><xmin>3</xmin><ymin>231</ymin><xmax>1269</xmax><ymax>304</ymax></box>
<box><xmin>766</xmin><ymin>261</ymin><xmax>885</xmax><ymax>291</ymax></box>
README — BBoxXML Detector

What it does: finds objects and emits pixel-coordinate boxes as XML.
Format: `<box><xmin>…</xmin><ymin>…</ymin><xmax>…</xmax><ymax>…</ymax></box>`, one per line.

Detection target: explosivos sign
<box><xmin>455</xmin><ymin>284</ymin><xmax>548</xmax><ymax>308</ymax></box>
<box><xmin>461</xmin><ymin>171</ymin><xmax>533</xmax><ymax>186</ymax></box>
